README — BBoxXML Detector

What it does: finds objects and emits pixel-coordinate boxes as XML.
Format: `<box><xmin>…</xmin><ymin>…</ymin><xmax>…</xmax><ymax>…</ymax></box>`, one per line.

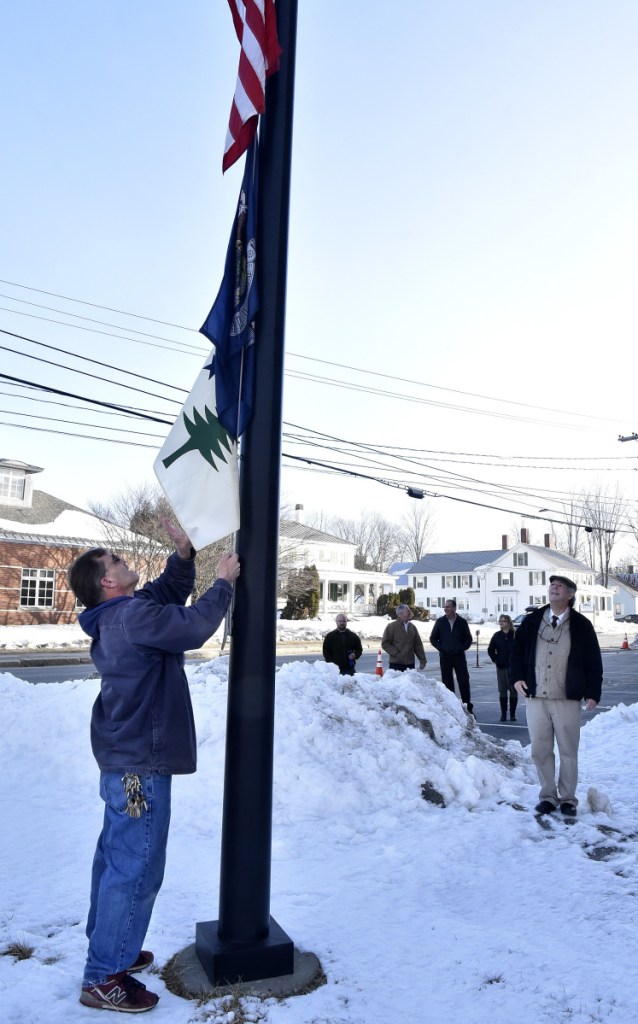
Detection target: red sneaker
<box><xmin>79</xmin><ymin>972</ymin><xmax>159</xmax><ymax>1012</ymax></box>
<box><xmin>127</xmin><ymin>951</ymin><xmax>154</xmax><ymax>974</ymax></box>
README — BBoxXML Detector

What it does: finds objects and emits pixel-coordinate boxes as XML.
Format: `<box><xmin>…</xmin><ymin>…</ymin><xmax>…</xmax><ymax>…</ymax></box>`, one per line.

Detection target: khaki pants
<box><xmin>525</xmin><ymin>698</ymin><xmax>581</xmax><ymax>806</ymax></box>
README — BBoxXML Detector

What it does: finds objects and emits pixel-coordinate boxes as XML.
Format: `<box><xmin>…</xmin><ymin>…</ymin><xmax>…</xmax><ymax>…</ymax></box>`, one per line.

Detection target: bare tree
<box><xmin>325</xmin><ymin>511</ymin><xmax>401</xmax><ymax>571</ymax></box>
<box><xmin>580</xmin><ymin>483</ymin><xmax>629</xmax><ymax>587</ymax></box>
<box><xmin>551</xmin><ymin>497</ymin><xmax>586</xmax><ymax>561</ymax></box>
<box><xmin>89</xmin><ymin>483</ymin><xmax>233</xmax><ymax>597</ymax></box>
<box><xmin>89</xmin><ymin>483</ymin><xmax>173</xmax><ymax>584</ymax></box>
<box><xmin>398</xmin><ymin>502</ymin><xmax>437</xmax><ymax>563</ymax></box>
<box><xmin>324</xmin><ymin>515</ymin><xmax>373</xmax><ymax>569</ymax></box>
<box><xmin>367</xmin><ymin>512</ymin><xmax>402</xmax><ymax>571</ymax></box>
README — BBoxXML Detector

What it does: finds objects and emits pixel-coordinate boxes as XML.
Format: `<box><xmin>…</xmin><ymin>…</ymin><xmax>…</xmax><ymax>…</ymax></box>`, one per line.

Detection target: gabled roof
<box><xmin>0</xmin><ymin>489</ymin><xmax>117</xmax><ymax>546</ymax></box>
<box><xmin>0</xmin><ymin>489</ymin><xmax>85</xmax><ymax>526</ymax></box>
<box><xmin>0</xmin><ymin>458</ymin><xmax>43</xmax><ymax>474</ymax></box>
<box><xmin>524</xmin><ymin>545</ymin><xmax>595</xmax><ymax>573</ymax></box>
<box><xmin>279</xmin><ymin>519</ymin><xmax>355</xmax><ymax>547</ymax></box>
<box><xmin>604</xmin><ymin>573</ymin><xmax>638</xmax><ymax>595</ymax></box>
<box><xmin>388</xmin><ymin>561</ymin><xmax>414</xmax><ymax>586</ymax></box>
<box><xmin>409</xmin><ymin>543</ymin><xmax>597</xmax><ymax>576</ymax></box>
<box><xmin>409</xmin><ymin>550</ymin><xmax>504</xmax><ymax>573</ymax></box>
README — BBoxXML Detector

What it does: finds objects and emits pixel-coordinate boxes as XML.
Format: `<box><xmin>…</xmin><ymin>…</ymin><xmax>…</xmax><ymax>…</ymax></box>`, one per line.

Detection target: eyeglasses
<box><xmin>538</xmin><ymin>621</ymin><xmax>565</xmax><ymax>644</ymax></box>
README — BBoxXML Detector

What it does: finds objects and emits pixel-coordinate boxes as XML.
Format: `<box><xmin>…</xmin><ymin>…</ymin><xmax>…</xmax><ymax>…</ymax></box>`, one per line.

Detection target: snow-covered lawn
<box><xmin>1</xmin><ymin>655</ymin><xmax>637</xmax><ymax>1023</ymax></box>
<box><xmin>1</xmin><ymin>614</ymin><xmax>635</xmax><ymax>651</ymax></box>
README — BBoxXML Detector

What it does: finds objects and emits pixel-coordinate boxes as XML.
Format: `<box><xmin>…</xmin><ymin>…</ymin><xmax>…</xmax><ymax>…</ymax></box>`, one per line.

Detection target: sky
<box><xmin>2</xmin><ymin>625</ymin><xmax>638</xmax><ymax>1023</ymax></box>
<box><xmin>1</xmin><ymin>1</ymin><xmax>638</xmax><ymax>557</ymax></box>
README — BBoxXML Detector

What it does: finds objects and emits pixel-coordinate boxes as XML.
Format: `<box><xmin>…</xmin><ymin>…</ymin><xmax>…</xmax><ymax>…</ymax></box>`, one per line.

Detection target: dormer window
<box><xmin>0</xmin><ymin>467</ymin><xmax>26</xmax><ymax>501</ymax></box>
<box><xmin>0</xmin><ymin>459</ymin><xmax>41</xmax><ymax>508</ymax></box>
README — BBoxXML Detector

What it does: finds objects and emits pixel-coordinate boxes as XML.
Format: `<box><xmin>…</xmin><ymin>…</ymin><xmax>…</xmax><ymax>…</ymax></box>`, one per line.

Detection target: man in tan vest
<box><xmin>510</xmin><ymin>575</ymin><xmax>602</xmax><ymax>818</ymax></box>
<box><xmin>382</xmin><ymin>604</ymin><xmax>427</xmax><ymax>672</ymax></box>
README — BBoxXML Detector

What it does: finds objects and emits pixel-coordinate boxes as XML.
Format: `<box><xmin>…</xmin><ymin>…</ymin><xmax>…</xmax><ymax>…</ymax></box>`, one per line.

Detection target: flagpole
<box><xmin>196</xmin><ymin>0</ymin><xmax>299</xmax><ymax>986</ymax></box>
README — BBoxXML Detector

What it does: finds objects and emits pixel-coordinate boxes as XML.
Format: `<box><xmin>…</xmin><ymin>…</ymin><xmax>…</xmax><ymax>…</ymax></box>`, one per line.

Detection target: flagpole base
<box><xmin>195</xmin><ymin>916</ymin><xmax>294</xmax><ymax>986</ymax></box>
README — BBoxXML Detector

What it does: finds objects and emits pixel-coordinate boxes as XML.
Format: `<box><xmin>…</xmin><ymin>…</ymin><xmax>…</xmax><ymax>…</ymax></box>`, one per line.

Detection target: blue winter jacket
<box><xmin>78</xmin><ymin>552</ymin><xmax>232</xmax><ymax>775</ymax></box>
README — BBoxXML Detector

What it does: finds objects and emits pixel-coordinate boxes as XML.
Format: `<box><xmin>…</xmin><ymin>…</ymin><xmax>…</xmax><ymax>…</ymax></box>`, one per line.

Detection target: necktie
<box><xmin>551</xmin><ymin>615</ymin><xmax>558</xmax><ymax>630</ymax></box>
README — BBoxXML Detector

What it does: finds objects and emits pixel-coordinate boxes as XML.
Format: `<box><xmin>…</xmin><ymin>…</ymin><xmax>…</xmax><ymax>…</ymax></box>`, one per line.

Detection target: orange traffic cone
<box><xmin>375</xmin><ymin>649</ymin><xmax>384</xmax><ymax>677</ymax></box>
<box><xmin>622</xmin><ymin>633</ymin><xmax>629</xmax><ymax>650</ymax></box>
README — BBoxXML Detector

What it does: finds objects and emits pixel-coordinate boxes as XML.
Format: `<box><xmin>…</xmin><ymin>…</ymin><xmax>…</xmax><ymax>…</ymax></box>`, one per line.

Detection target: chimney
<box><xmin>501</xmin><ymin>534</ymin><xmax>509</xmax><ymax>550</ymax></box>
<box><xmin>294</xmin><ymin>503</ymin><xmax>304</xmax><ymax>523</ymax></box>
<box><xmin>544</xmin><ymin>533</ymin><xmax>551</xmax><ymax>548</ymax></box>
<box><xmin>521</xmin><ymin>528</ymin><xmax>529</xmax><ymax>544</ymax></box>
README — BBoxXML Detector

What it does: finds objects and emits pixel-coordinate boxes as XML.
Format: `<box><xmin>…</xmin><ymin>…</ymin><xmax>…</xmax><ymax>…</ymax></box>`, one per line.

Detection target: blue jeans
<box><xmin>83</xmin><ymin>772</ymin><xmax>172</xmax><ymax>986</ymax></box>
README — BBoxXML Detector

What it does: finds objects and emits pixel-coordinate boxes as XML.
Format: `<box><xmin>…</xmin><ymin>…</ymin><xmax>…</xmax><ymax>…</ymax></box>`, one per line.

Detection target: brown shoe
<box><xmin>127</xmin><ymin>950</ymin><xmax>154</xmax><ymax>974</ymax></box>
<box><xmin>79</xmin><ymin>972</ymin><xmax>159</xmax><ymax>1012</ymax></box>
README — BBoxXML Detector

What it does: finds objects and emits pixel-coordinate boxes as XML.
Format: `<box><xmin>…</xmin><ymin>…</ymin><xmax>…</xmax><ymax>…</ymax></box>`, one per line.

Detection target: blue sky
<box><xmin>1</xmin><ymin>1</ymin><xmax>637</xmax><ymax>554</ymax></box>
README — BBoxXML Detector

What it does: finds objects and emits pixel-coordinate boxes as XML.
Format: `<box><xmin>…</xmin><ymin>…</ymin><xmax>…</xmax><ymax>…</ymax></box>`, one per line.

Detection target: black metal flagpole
<box><xmin>196</xmin><ymin>0</ymin><xmax>298</xmax><ymax>986</ymax></box>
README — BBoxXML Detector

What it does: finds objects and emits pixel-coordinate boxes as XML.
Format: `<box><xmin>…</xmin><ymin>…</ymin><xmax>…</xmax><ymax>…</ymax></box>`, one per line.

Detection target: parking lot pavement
<box><xmin>431</xmin><ymin>642</ymin><xmax>638</xmax><ymax>747</ymax></box>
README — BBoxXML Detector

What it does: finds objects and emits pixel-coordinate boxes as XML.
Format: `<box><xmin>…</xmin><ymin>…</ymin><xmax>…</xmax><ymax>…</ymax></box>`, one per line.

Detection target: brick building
<box><xmin>0</xmin><ymin>459</ymin><xmax>118</xmax><ymax>626</ymax></box>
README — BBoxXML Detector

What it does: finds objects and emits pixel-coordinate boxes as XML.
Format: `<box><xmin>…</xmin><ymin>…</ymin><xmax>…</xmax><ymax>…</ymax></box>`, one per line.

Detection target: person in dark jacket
<box><xmin>510</xmin><ymin>575</ymin><xmax>602</xmax><ymax>819</ymax></box>
<box><xmin>322</xmin><ymin>613</ymin><xmax>363</xmax><ymax>675</ymax></box>
<box><xmin>67</xmin><ymin>519</ymin><xmax>240</xmax><ymax>1013</ymax></box>
<box><xmin>487</xmin><ymin>614</ymin><xmax>517</xmax><ymax>722</ymax></box>
<box><xmin>429</xmin><ymin>599</ymin><xmax>474</xmax><ymax>714</ymax></box>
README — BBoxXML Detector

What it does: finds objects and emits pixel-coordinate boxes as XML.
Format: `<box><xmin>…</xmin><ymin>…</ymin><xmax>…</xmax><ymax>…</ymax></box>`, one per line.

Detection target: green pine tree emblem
<box><xmin>162</xmin><ymin>405</ymin><xmax>234</xmax><ymax>471</ymax></box>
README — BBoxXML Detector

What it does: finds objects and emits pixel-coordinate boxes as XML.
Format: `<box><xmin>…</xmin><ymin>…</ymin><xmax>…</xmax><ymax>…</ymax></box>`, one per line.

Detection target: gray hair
<box><xmin>396</xmin><ymin>603</ymin><xmax>410</xmax><ymax>615</ymax></box>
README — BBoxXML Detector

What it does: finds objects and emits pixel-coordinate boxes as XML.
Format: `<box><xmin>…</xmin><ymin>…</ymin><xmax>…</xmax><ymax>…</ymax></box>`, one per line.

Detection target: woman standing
<box><xmin>487</xmin><ymin>615</ymin><xmax>517</xmax><ymax>722</ymax></box>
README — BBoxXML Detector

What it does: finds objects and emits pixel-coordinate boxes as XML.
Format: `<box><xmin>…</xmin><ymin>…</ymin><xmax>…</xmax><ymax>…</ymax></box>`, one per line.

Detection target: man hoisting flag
<box><xmin>154</xmin><ymin>140</ymin><xmax>259</xmax><ymax>548</ymax></box>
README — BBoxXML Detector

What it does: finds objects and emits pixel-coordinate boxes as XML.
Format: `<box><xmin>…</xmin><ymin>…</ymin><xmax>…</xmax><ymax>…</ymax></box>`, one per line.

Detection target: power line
<box><xmin>0</xmin><ymin>408</ymin><xmax>164</xmax><ymax>439</ymax></box>
<box><xmin>0</xmin><ymin>373</ymin><xmax>174</xmax><ymax>425</ymax></box>
<box><xmin>1</xmin><ymin>401</ymin><xmax>631</xmax><ymax>535</ymax></box>
<box><xmin>285</xmin><ymin>353</ymin><xmax>619</xmax><ymax>426</ymax></box>
<box><xmin>0</xmin><ymin>384</ymin><xmax>171</xmax><ymax>421</ymax></box>
<box><xmin>0</xmin><ymin>307</ymin><xmax>204</xmax><ymax>355</ymax></box>
<box><xmin>0</xmin><ymin>278</ymin><xmax>195</xmax><ymax>332</ymax></box>
<box><xmin>0</xmin><ymin>277</ymin><xmax>623</xmax><ymax>429</ymax></box>
<box><xmin>284</xmin><ymin>370</ymin><xmax>600</xmax><ymax>431</ymax></box>
<box><xmin>0</xmin><ymin>328</ymin><xmax>189</xmax><ymax>395</ymax></box>
<box><xmin>0</xmin><ymin>292</ymin><xmax>205</xmax><ymax>351</ymax></box>
<box><xmin>0</xmin><ymin>420</ymin><xmax>160</xmax><ymax>449</ymax></box>
<box><xmin>281</xmin><ymin>453</ymin><xmax>629</xmax><ymax>535</ymax></box>
<box><xmin>0</xmin><ymin>335</ymin><xmax>184</xmax><ymax>407</ymax></box>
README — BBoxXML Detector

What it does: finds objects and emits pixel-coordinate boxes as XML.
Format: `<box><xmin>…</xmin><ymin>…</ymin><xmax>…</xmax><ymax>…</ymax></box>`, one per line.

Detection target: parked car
<box><xmin>615</xmin><ymin>614</ymin><xmax>638</xmax><ymax>623</ymax></box>
<box><xmin>512</xmin><ymin>606</ymin><xmax>536</xmax><ymax>622</ymax></box>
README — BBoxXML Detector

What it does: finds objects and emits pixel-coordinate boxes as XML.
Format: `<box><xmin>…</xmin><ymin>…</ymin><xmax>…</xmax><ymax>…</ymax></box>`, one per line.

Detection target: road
<box><xmin>8</xmin><ymin>646</ymin><xmax>636</xmax><ymax>748</ymax></box>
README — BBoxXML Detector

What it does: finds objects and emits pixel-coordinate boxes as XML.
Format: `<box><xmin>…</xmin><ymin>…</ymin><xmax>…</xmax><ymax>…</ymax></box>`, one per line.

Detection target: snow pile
<box><xmin>1</xmin><ymin>657</ymin><xmax>638</xmax><ymax>1023</ymax></box>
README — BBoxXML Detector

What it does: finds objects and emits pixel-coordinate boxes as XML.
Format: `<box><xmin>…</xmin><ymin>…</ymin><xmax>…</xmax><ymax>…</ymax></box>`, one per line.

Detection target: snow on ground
<box><xmin>1</xmin><ymin>655</ymin><xmax>637</xmax><ymax>1024</ymax></box>
<box><xmin>0</xmin><ymin>614</ymin><xmax>636</xmax><ymax>651</ymax></box>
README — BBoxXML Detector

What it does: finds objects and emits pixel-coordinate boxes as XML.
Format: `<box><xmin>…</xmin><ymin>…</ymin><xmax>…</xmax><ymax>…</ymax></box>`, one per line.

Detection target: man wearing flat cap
<box><xmin>510</xmin><ymin>574</ymin><xmax>602</xmax><ymax>818</ymax></box>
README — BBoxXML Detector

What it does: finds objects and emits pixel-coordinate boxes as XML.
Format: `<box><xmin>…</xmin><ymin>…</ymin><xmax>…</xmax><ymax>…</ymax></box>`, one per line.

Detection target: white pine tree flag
<box><xmin>154</xmin><ymin>350</ymin><xmax>240</xmax><ymax>550</ymax></box>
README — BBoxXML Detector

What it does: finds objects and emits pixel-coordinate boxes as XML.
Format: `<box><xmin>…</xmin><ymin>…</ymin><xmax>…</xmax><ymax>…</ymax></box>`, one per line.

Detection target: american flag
<box><xmin>223</xmin><ymin>0</ymin><xmax>281</xmax><ymax>173</ymax></box>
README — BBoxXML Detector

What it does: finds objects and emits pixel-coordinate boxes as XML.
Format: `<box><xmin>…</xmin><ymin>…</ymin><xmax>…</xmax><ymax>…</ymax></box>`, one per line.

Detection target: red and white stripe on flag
<box><xmin>223</xmin><ymin>0</ymin><xmax>281</xmax><ymax>173</ymax></box>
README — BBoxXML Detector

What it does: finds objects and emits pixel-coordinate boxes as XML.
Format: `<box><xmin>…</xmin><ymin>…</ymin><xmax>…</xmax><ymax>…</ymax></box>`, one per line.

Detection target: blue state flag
<box><xmin>200</xmin><ymin>138</ymin><xmax>258</xmax><ymax>440</ymax></box>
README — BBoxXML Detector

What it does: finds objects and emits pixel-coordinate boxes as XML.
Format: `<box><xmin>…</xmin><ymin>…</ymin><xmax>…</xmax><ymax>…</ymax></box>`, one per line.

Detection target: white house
<box><xmin>405</xmin><ymin>530</ymin><xmax>614</xmax><ymax>624</ymax></box>
<box><xmin>602</xmin><ymin>571</ymin><xmax>638</xmax><ymax>620</ymax></box>
<box><xmin>278</xmin><ymin>519</ymin><xmax>395</xmax><ymax>615</ymax></box>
